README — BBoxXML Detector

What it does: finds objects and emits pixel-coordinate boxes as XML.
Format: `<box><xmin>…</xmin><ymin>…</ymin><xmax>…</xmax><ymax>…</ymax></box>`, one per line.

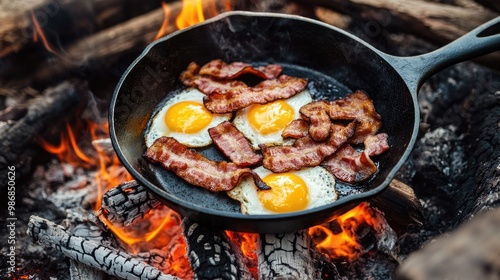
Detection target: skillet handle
<box><xmin>381</xmin><ymin>16</ymin><xmax>500</xmax><ymax>93</ymax></box>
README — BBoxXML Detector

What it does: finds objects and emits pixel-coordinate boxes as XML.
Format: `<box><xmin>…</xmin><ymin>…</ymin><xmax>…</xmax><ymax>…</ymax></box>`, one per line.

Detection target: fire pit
<box><xmin>1</xmin><ymin>0</ymin><xmax>499</xmax><ymax>279</ymax></box>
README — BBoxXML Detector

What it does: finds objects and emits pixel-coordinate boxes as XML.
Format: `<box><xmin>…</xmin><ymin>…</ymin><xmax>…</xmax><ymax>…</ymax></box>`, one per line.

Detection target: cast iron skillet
<box><xmin>110</xmin><ymin>11</ymin><xmax>500</xmax><ymax>233</ymax></box>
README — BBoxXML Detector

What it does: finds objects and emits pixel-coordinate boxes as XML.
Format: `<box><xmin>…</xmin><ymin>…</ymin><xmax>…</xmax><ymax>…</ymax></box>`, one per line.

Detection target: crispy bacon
<box><xmin>199</xmin><ymin>59</ymin><xmax>282</xmax><ymax>80</ymax></box>
<box><xmin>282</xmin><ymin>119</ymin><xmax>310</xmax><ymax>139</ymax></box>
<box><xmin>321</xmin><ymin>145</ymin><xmax>377</xmax><ymax>183</ymax></box>
<box><xmin>364</xmin><ymin>133</ymin><xmax>389</xmax><ymax>156</ymax></box>
<box><xmin>204</xmin><ymin>75</ymin><xmax>308</xmax><ymax>114</ymax></box>
<box><xmin>208</xmin><ymin>121</ymin><xmax>262</xmax><ymax>167</ymax></box>
<box><xmin>299</xmin><ymin>100</ymin><xmax>332</xmax><ymax>141</ymax></box>
<box><xmin>180</xmin><ymin>62</ymin><xmax>248</xmax><ymax>95</ymax></box>
<box><xmin>260</xmin><ymin>122</ymin><xmax>356</xmax><ymax>173</ymax></box>
<box><xmin>300</xmin><ymin>91</ymin><xmax>382</xmax><ymax>144</ymax></box>
<box><xmin>144</xmin><ymin>136</ymin><xmax>270</xmax><ymax>192</ymax></box>
<box><xmin>322</xmin><ymin>133</ymin><xmax>389</xmax><ymax>183</ymax></box>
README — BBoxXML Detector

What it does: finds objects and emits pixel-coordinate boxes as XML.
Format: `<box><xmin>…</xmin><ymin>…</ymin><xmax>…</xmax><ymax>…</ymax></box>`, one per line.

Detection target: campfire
<box><xmin>1</xmin><ymin>0</ymin><xmax>499</xmax><ymax>279</ymax></box>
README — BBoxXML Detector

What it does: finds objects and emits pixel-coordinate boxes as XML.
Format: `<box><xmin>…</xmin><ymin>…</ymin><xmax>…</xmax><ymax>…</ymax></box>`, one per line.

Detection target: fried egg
<box><xmin>233</xmin><ymin>90</ymin><xmax>313</xmax><ymax>149</ymax></box>
<box><xmin>227</xmin><ymin>166</ymin><xmax>337</xmax><ymax>215</ymax></box>
<box><xmin>145</xmin><ymin>88</ymin><xmax>231</xmax><ymax>147</ymax></box>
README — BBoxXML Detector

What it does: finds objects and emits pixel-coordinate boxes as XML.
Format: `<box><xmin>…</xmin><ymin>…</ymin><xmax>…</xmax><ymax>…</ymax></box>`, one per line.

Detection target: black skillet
<box><xmin>109</xmin><ymin>11</ymin><xmax>500</xmax><ymax>233</ymax></box>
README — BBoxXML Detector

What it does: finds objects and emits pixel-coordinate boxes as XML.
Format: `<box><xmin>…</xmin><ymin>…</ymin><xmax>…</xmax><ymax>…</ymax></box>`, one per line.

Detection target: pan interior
<box><xmin>111</xmin><ymin>12</ymin><xmax>417</xmax><ymax>223</ymax></box>
<box><xmin>146</xmin><ymin>65</ymin><xmax>355</xmax><ymax>213</ymax></box>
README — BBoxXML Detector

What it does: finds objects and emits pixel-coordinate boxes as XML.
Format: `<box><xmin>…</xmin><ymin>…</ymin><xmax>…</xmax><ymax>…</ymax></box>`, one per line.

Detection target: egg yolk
<box><xmin>258</xmin><ymin>173</ymin><xmax>309</xmax><ymax>213</ymax></box>
<box><xmin>164</xmin><ymin>101</ymin><xmax>213</xmax><ymax>133</ymax></box>
<box><xmin>248</xmin><ymin>100</ymin><xmax>294</xmax><ymax>134</ymax></box>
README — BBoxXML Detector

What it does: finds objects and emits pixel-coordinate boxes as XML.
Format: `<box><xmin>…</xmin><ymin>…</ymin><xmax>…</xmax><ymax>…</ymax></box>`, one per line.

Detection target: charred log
<box><xmin>95</xmin><ymin>180</ymin><xmax>161</xmax><ymax>228</ymax></box>
<box><xmin>0</xmin><ymin>0</ymin><xmax>159</xmax><ymax>58</ymax></box>
<box><xmin>0</xmin><ymin>80</ymin><xmax>83</xmax><ymax>190</ymax></box>
<box><xmin>181</xmin><ymin>218</ymin><xmax>253</xmax><ymax>280</ymax></box>
<box><xmin>27</xmin><ymin>215</ymin><xmax>180</xmax><ymax>280</ymax></box>
<box><xmin>258</xmin><ymin>230</ymin><xmax>320</xmax><ymax>280</ymax></box>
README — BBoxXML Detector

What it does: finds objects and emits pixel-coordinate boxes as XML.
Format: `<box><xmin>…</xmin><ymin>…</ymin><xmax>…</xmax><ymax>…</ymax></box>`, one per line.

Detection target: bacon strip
<box><xmin>322</xmin><ymin>133</ymin><xmax>389</xmax><ymax>183</ymax></box>
<box><xmin>204</xmin><ymin>75</ymin><xmax>307</xmax><ymax>114</ymax></box>
<box><xmin>144</xmin><ymin>137</ymin><xmax>270</xmax><ymax>192</ymax></box>
<box><xmin>364</xmin><ymin>133</ymin><xmax>389</xmax><ymax>156</ymax></box>
<box><xmin>321</xmin><ymin>145</ymin><xmax>377</xmax><ymax>183</ymax></box>
<box><xmin>208</xmin><ymin>121</ymin><xmax>262</xmax><ymax>167</ymax></box>
<box><xmin>180</xmin><ymin>62</ymin><xmax>248</xmax><ymax>95</ymax></box>
<box><xmin>260</xmin><ymin>122</ymin><xmax>356</xmax><ymax>173</ymax></box>
<box><xmin>299</xmin><ymin>100</ymin><xmax>332</xmax><ymax>141</ymax></box>
<box><xmin>282</xmin><ymin>119</ymin><xmax>310</xmax><ymax>139</ymax></box>
<box><xmin>199</xmin><ymin>59</ymin><xmax>282</xmax><ymax>80</ymax></box>
<box><xmin>300</xmin><ymin>91</ymin><xmax>381</xmax><ymax>144</ymax></box>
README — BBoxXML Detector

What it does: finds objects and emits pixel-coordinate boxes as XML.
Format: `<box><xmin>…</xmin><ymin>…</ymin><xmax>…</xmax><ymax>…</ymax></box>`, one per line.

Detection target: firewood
<box><xmin>5</xmin><ymin>0</ymin><xmax>235</xmax><ymax>87</ymax></box>
<box><xmin>0</xmin><ymin>0</ymin><xmax>158</xmax><ymax>58</ymax></box>
<box><xmin>0</xmin><ymin>80</ymin><xmax>83</xmax><ymax>190</ymax></box>
<box><xmin>258</xmin><ymin>230</ymin><xmax>320</xmax><ymax>280</ymax></box>
<box><xmin>95</xmin><ymin>180</ymin><xmax>161</xmax><ymax>227</ymax></box>
<box><xmin>181</xmin><ymin>218</ymin><xmax>253</xmax><ymax>280</ymax></box>
<box><xmin>396</xmin><ymin>207</ymin><xmax>500</xmax><ymax>280</ymax></box>
<box><xmin>294</xmin><ymin>0</ymin><xmax>500</xmax><ymax>70</ymax></box>
<box><xmin>27</xmin><ymin>215</ymin><xmax>180</xmax><ymax>280</ymax></box>
<box><xmin>69</xmin><ymin>259</ymin><xmax>105</xmax><ymax>280</ymax></box>
<box><xmin>369</xmin><ymin>179</ymin><xmax>424</xmax><ymax>233</ymax></box>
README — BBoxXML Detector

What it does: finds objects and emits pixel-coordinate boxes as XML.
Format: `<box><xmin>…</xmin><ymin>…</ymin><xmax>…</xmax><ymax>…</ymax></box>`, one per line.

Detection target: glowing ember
<box><xmin>38</xmin><ymin>120</ymin><xmax>192</xmax><ymax>278</ymax></box>
<box><xmin>226</xmin><ymin>231</ymin><xmax>259</xmax><ymax>278</ymax></box>
<box><xmin>308</xmin><ymin>202</ymin><xmax>384</xmax><ymax>261</ymax></box>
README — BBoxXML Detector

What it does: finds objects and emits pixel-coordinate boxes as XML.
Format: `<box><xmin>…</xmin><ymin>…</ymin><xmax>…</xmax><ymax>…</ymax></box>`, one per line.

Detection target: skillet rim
<box><xmin>109</xmin><ymin>11</ymin><xmax>420</xmax><ymax>232</ymax></box>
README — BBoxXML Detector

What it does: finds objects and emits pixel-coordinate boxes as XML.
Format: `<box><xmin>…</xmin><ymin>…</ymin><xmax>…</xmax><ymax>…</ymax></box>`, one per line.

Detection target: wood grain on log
<box><xmin>3</xmin><ymin>0</ymin><xmax>235</xmax><ymax>87</ymax></box>
<box><xmin>396</xmin><ymin>207</ymin><xmax>500</xmax><ymax>280</ymax></box>
<box><xmin>28</xmin><ymin>215</ymin><xmax>180</xmax><ymax>280</ymax></box>
<box><xmin>181</xmin><ymin>218</ymin><xmax>253</xmax><ymax>280</ymax></box>
<box><xmin>0</xmin><ymin>0</ymin><xmax>158</xmax><ymax>58</ymax></box>
<box><xmin>258</xmin><ymin>231</ymin><xmax>319</xmax><ymax>280</ymax></box>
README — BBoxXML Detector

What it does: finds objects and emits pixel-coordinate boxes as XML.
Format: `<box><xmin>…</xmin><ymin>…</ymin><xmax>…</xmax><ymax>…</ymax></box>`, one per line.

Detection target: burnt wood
<box><xmin>257</xmin><ymin>231</ymin><xmax>319</xmax><ymax>280</ymax></box>
<box><xmin>27</xmin><ymin>215</ymin><xmax>180</xmax><ymax>280</ymax></box>
<box><xmin>0</xmin><ymin>81</ymin><xmax>83</xmax><ymax>190</ymax></box>
<box><xmin>96</xmin><ymin>180</ymin><xmax>161</xmax><ymax>227</ymax></box>
<box><xmin>0</xmin><ymin>0</ymin><xmax>159</xmax><ymax>58</ymax></box>
<box><xmin>181</xmin><ymin>218</ymin><xmax>253</xmax><ymax>280</ymax></box>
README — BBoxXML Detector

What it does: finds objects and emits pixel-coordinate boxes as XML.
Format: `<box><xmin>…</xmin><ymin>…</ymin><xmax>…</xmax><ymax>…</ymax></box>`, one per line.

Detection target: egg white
<box><xmin>227</xmin><ymin>166</ymin><xmax>337</xmax><ymax>215</ymax></box>
<box><xmin>145</xmin><ymin>88</ymin><xmax>231</xmax><ymax>148</ymax></box>
<box><xmin>233</xmin><ymin>90</ymin><xmax>313</xmax><ymax>149</ymax></box>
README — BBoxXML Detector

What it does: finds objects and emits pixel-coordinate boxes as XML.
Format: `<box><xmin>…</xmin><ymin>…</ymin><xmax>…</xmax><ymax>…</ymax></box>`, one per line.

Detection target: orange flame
<box><xmin>154</xmin><ymin>0</ymin><xmax>234</xmax><ymax>41</ymax></box>
<box><xmin>102</xmin><ymin>207</ymin><xmax>178</xmax><ymax>251</ymax></box>
<box><xmin>37</xmin><ymin>121</ymin><xmax>96</xmax><ymax>168</ymax></box>
<box><xmin>226</xmin><ymin>232</ymin><xmax>259</xmax><ymax>278</ymax></box>
<box><xmin>154</xmin><ymin>2</ymin><xmax>172</xmax><ymax>40</ymax></box>
<box><xmin>176</xmin><ymin>0</ymin><xmax>207</xmax><ymax>29</ymax></box>
<box><xmin>308</xmin><ymin>202</ymin><xmax>383</xmax><ymax>261</ymax></box>
<box><xmin>31</xmin><ymin>11</ymin><xmax>61</xmax><ymax>57</ymax></box>
<box><xmin>39</xmin><ymin>120</ymin><xmax>191</xmax><ymax>277</ymax></box>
